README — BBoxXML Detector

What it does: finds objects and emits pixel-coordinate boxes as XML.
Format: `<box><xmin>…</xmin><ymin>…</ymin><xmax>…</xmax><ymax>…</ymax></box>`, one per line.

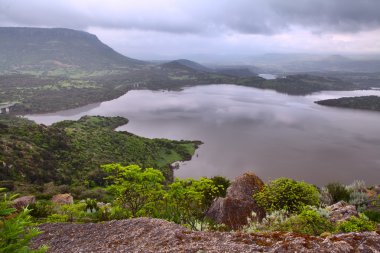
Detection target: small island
<box><xmin>315</xmin><ymin>95</ymin><xmax>380</xmax><ymax>112</ymax></box>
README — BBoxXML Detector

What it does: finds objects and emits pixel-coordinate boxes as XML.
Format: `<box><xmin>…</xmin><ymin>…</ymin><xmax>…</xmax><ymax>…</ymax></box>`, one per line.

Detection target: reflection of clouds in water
<box><xmin>354</xmin><ymin>134</ymin><xmax>380</xmax><ymax>147</ymax></box>
<box><xmin>306</xmin><ymin>89</ymin><xmax>380</xmax><ymax>102</ymax></box>
<box><xmin>26</xmin><ymin>85</ymin><xmax>380</xmax><ymax>185</ymax></box>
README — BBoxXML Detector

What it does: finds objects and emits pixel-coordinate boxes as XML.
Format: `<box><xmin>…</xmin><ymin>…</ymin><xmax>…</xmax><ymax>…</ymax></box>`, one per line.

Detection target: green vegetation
<box><xmin>363</xmin><ymin>210</ymin><xmax>380</xmax><ymax>223</ymax></box>
<box><xmin>325</xmin><ymin>182</ymin><xmax>350</xmax><ymax>203</ymax></box>
<box><xmin>337</xmin><ymin>214</ymin><xmax>377</xmax><ymax>232</ymax></box>
<box><xmin>253</xmin><ymin>177</ymin><xmax>320</xmax><ymax>214</ymax></box>
<box><xmin>238</xmin><ymin>74</ymin><xmax>358</xmax><ymax>95</ymax></box>
<box><xmin>104</xmin><ymin>164</ymin><xmax>165</xmax><ymax>217</ymax></box>
<box><xmin>0</xmin><ymin>115</ymin><xmax>200</xmax><ymax>188</ymax></box>
<box><xmin>274</xmin><ymin>208</ymin><xmax>335</xmax><ymax>236</ymax></box>
<box><xmin>103</xmin><ymin>164</ymin><xmax>227</xmax><ymax>230</ymax></box>
<box><xmin>316</xmin><ymin>96</ymin><xmax>380</xmax><ymax>112</ymax></box>
<box><xmin>0</xmin><ymin>189</ymin><xmax>47</xmax><ymax>253</ymax></box>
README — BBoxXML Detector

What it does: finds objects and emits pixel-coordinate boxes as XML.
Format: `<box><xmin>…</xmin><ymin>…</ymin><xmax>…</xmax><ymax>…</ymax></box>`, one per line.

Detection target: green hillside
<box><xmin>0</xmin><ymin>27</ymin><xmax>144</xmax><ymax>74</ymax></box>
<box><xmin>0</xmin><ymin>115</ymin><xmax>199</xmax><ymax>186</ymax></box>
<box><xmin>316</xmin><ymin>95</ymin><xmax>380</xmax><ymax>112</ymax></box>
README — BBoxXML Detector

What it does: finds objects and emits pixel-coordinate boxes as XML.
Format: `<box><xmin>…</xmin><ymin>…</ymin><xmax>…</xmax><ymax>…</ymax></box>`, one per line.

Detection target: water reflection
<box><xmin>26</xmin><ymin>85</ymin><xmax>380</xmax><ymax>185</ymax></box>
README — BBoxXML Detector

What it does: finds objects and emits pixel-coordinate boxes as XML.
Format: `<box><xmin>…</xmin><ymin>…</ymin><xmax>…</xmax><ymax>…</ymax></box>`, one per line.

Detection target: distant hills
<box><xmin>316</xmin><ymin>96</ymin><xmax>380</xmax><ymax>112</ymax></box>
<box><xmin>161</xmin><ymin>59</ymin><xmax>258</xmax><ymax>77</ymax></box>
<box><xmin>0</xmin><ymin>27</ymin><xmax>366</xmax><ymax>114</ymax></box>
<box><xmin>248</xmin><ymin>53</ymin><xmax>380</xmax><ymax>73</ymax></box>
<box><xmin>161</xmin><ymin>59</ymin><xmax>213</xmax><ymax>72</ymax></box>
<box><xmin>0</xmin><ymin>27</ymin><xmax>144</xmax><ymax>73</ymax></box>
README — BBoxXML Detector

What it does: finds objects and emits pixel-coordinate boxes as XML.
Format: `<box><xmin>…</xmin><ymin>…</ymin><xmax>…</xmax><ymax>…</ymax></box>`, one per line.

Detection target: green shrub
<box><xmin>349</xmin><ymin>191</ymin><xmax>369</xmax><ymax>209</ymax></box>
<box><xmin>59</xmin><ymin>203</ymin><xmax>87</xmax><ymax>222</ymax></box>
<box><xmin>103</xmin><ymin>164</ymin><xmax>165</xmax><ymax>217</ymax></box>
<box><xmin>163</xmin><ymin>177</ymin><xmax>222</xmax><ymax>230</ymax></box>
<box><xmin>337</xmin><ymin>214</ymin><xmax>377</xmax><ymax>232</ymax></box>
<box><xmin>319</xmin><ymin>187</ymin><xmax>333</xmax><ymax>207</ymax></box>
<box><xmin>29</xmin><ymin>200</ymin><xmax>54</xmax><ymax>219</ymax></box>
<box><xmin>46</xmin><ymin>213</ymin><xmax>68</xmax><ymax>223</ymax></box>
<box><xmin>0</xmin><ymin>189</ymin><xmax>47</xmax><ymax>252</ymax></box>
<box><xmin>210</xmin><ymin>176</ymin><xmax>230</xmax><ymax>198</ymax></box>
<box><xmin>243</xmin><ymin>210</ymin><xmax>288</xmax><ymax>233</ymax></box>
<box><xmin>346</xmin><ymin>180</ymin><xmax>367</xmax><ymax>193</ymax></box>
<box><xmin>362</xmin><ymin>210</ymin><xmax>380</xmax><ymax>223</ymax></box>
<box><xmin>109</xmin><ymin>205</ymin><xmax>130</xmax><ymax>220</ymax></box>
<box><xmin>277</xmin><ymin>208</ymin><xmax>335</xmax><ymax>236</ymax></box>
<box><xmin>325</xmin><ymin>182</ymin><xmax>350</xmax><ymax>203</ymax></box>
<box><xmin>253</xmin><ymin>178</ymin><xmax>320</xmax><ymax>214</ymax></box>
<box><xmin>84</xmin><ymin>199</ymin><xmax>98</xmax><ymax>213</ymax></box>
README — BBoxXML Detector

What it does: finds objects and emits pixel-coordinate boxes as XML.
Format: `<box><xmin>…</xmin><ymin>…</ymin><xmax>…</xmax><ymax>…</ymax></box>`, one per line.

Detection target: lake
<box><xmin>26</xmin><ymin>85</ymin><xmax>380</xmax><ymax>186</ymax></box>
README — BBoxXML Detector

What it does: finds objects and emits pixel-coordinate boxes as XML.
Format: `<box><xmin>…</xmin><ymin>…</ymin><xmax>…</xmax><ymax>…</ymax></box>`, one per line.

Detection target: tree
<box><xmin>253</xmin><ymin>178</ymin><xmax>320</xmax><ymax>214</ymax></box>
<box><xmin>103</xmin><ymin>164</ymin><xmax>165</xmax><ymax>217</ymax></box>
<box><xmin>163</xmin><ymin>178</ymin><xmax>222</xmax><ymax>230</ymax></box>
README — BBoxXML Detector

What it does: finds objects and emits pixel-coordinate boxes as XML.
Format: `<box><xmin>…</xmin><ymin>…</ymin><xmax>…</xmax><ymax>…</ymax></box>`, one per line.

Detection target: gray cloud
<box><xmin>1</xmin><ymin>0</ymin><xmax>380</xmax><ymax>58</ymax></box>
<box><xmin>0</xmin><ymin>0</ymin><xmax>380</xmax><ymax>35</ymax></box>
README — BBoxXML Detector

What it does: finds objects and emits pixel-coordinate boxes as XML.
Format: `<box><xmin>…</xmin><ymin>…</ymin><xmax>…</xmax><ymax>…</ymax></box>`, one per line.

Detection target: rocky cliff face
<box><xmin>31</xmin><ymin>218</ymin><xmax>380</xmax><ymax>253</ymax></box>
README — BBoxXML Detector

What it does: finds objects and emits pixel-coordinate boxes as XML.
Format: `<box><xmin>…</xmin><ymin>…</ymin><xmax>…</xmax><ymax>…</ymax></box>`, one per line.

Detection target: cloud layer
<box><xmin>1</xmin><ymin>0</ymin><xmax>380</xmax><ymax>59</ymax></box>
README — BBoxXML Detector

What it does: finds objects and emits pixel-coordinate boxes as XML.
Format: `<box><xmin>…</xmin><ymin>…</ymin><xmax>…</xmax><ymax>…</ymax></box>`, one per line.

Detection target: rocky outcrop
<box><xmin>327</xmin><ymin>201</ymin><xmax>358</xmax><ymax>223</ymax></box>
<box><xmin>31</xmin><ymin>218</ymin><xmax>380</xmax><ymax>253</ymax></box>
<box><xmin>12</xmin><ymin>195</ymin><xmax>36</xmax><ymax>210</ymax></box>
<box><xmin>206</xmin><ymin>172</ymin><xmax>266</xmax><ymax>229</ymax></box>
<box><xmin>51</xmin><ymin>193</ymin><xmax>73</xmax><ymax>205</ymax></box>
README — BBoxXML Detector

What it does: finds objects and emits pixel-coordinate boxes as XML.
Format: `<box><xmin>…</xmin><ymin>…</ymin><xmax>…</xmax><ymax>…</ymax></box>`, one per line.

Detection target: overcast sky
<box><xmin>1</xmin><ymin>0</ymin><xmax>380</xmax><ymax>60</ymax></box>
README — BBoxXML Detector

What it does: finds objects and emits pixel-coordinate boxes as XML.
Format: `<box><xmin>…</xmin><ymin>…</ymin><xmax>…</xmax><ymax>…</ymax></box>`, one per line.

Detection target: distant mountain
<box><xmin>0</xmin><ymin>27</ymin><xmax>144</xmax><ymax>73</ymax></box>
<box><xmin>160</xmin><ymin>59</ymin><xmax>212</xmax><ymax>72</ymax></box>
<box><xmin>215</xmin><ymin>67</ymin><xmax>257</xmax><ymax>77</ymax></box>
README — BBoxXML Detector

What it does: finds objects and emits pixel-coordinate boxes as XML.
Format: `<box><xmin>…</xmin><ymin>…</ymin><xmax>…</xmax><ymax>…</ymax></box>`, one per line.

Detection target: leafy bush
<box><xmin>210</xmin><ymin>176</ymin><xmax>230</xmax><ymax>198</ymax></box>
<box><xmin>276</xmin><ymin>208</ymin><xmax>335</xmax><ymax>236</ymax></box>
<box><xmin>362</xmin><ymin>210</ymin><xmax>380</xmax><ymax>223</ymax></box>
<box><xmin>244</xmin><ymin>208</ymin><xmax>334</xmax><ymax>236</ymax></box>
<box><xmin>0</xmin><ymin>189</ymin><xmax>47</xmax><ymax>252</ymax></box>
<box><xmin>349</xmin><ymin>191</ymin><xmax>369</xmax><ymax>209</ymax></box>
<box><xmin>84</xmin><ymin>199</ymin><xmax>98</xmax><ymax>213</ymax></box>
<box><xmin>253</xmin><ymin>178</ymin><xmax>320</xmax><ymax>214</ymax></box>
<box><xmin>103</xmin><ymin>164</ymin><xmax>165</xmax><ymax>217</ymax></box>
<box><xmin>337</xmin><ymin>214</ymin><xmax>377</xmax><ymax>232</ymax></box>
<box><xmin>29</xmin><ymin>200</ymin><xmax>54</xmax><ymax>219</ymax></box>
<box><xmin>163</xmin><ymin>177</ymin><xmax>222</xmax><ymax>230</ymax></box>
<box><xmin>325</xmin><ymin>182</ymin><xmax>350</xmax><ymax>203</ymax></box>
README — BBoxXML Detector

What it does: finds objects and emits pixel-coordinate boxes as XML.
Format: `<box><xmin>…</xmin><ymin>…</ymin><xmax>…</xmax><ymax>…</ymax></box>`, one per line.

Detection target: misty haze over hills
<box><xmin>1</xmin><ymin>27</ymin><xmax>379</xmax><ymax>76</ymax></box>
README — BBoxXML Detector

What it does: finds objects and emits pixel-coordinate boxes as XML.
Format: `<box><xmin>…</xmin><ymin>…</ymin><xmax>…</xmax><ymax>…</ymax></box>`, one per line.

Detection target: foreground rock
<box><xmin>31</xmin><ymin>218</ymin><xmax>380</xmax><ymax>253</ymax></box>
<box><xmin>327</xmin><ymin>201</ymin><xmax>358</xmax><ymax>223</ymax></box>
<box><xmin>12</xmin><ymin>195</ymin><xmax>36</xmax><ymax>210</ymax></box>
<box><xmin>206</xmin><ymin>172</ymin><xmax>266</xmax><ymax>229</ymax></box>
<box><xmin>51</xmin><ymin>193</ymin><xmax>73</xmax><ymax>205</ymax></box>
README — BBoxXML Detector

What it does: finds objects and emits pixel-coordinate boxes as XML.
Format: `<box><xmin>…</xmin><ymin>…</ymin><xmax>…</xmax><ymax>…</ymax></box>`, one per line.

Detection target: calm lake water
<box><xmin>26</xmin><ymin>85</ymin><xmax>380</xmax><ymax>186</ymax></box>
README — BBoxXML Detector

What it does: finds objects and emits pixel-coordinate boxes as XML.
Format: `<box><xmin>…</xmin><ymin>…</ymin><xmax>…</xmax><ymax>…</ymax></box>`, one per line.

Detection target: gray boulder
<box><xmin>206</xmin><ymin>172</ymin><xmax>266</xmax><ymax>229</ymax></box>
<box><xmin>327</xmin><ymin>201</ymin><xmax>358</xmax><ymax>223</ymax></box>
<box><xmin>12</xmin><ymin>195</ymin><xmax>36</xmax><ymax>210</ymax></box>
<box><xmin>51</xmin><ymin>193</ymin><xmax>74</xmax><ymax>205</ymax></box>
